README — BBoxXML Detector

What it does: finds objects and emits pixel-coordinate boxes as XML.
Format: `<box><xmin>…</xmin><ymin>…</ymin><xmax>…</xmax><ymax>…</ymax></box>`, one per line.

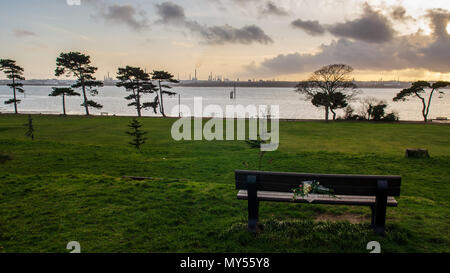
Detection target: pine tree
<box><xmin>49</xmin><ymin>87</ymin><xmax>80</xmax><ymax>116</ymax></box>
<box><xmin>126</xmin><ymin>119</ymin><xmax>147</xmax><ymax>150</ymax></box>
<box><xmin>25</xmin><ymin>115</ymin><xmax>34</xmax><ymax>141</ymax></box>
<box><xmin>0</xmin><ymin>59</ymin><xmax>25</xmax><ymax>114</ymax></box>
<box><xmin>393</xmin><ymin>81</ymin><xmax>450</xmax><ymax>122</ymax></box>
<box><xmin>117</xmin><ymin>66</ymin><xmax>159</xmax><ymax>117</ymax></box>
<box><xmin>152</xmin><ymin>71</ymin><xmax>179</xmax><ymax>117</ymax></box>
<box><xmin>55</xmin><ymin>52</ymin><xmax>103</xmax><ymax>116</ymax></box>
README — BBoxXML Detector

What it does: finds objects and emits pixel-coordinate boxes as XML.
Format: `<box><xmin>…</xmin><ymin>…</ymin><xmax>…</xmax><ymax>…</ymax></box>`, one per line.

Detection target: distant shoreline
<box><xmin>0</xmin><ymin>112</ymin><xmax>448</xmax><ymax>125</ymax></box>
<box><xmin>0</xmin><ymin>82</ymin><xmax>414</xmax><ymax>89</ymax></box>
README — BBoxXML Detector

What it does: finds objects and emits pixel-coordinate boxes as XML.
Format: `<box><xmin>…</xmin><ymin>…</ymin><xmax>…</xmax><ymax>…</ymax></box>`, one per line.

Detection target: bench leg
<box><xmin>248</xmin><ymin>199</ymin><xmax>259</xmax><ymax>232</ymax></box>
<box><xmin>247</xmin><ymin>175</ymin><xmax>259</xmax><ymax>232</ymax></box>
<box><xmin>373</xmin><ymin>180</ymin><xmax>388</xmax><ymax>236</ymax></box>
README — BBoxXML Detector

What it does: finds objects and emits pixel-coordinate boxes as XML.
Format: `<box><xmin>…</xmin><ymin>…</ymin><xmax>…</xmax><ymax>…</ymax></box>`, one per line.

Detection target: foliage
<box><xmin>116</xmin><ymin>66</ymin><xmax>158</xmax><ymax>117</ymax></box>
<box><xmin>295</xmin><ymin>64</ymin><xmax>358</xmax><ymax>121</ymax></box>
<box><xmin>0</xmin><ymin>59</ymin><xmax>25</xmax><ymax>114</ymax></box>
<box><xmin>126</xmin><ymin>118</ymin><xmax>147</xmax><ymax>150</ymax></box>
<box><xmin>393</xmin><ymin>81</ymin><xmax>450</xmax><ymax>122</ymax></box>
<box><xmin>383</xmin><ymin>112</ymin><xmax>399</xmax><ymax>122</ymax></box>
<box><xmin>350</xmin><ymin>97</ymin><xmax>399</xmax><ymax>122</ymax></box>
<box><xmin>311</xmin><ymin>92</ymin><xmax>349</xmax><ymax>120</ymax></box>
<box><xmin>55</xmin><ymin>52</ymin><xmax>103</xmax><ymax>115</ymax></box>
<box><xmin>152</xmin><ymin>70</ymin><xmax>179</xmax><ymax>117</ymax></box>
<box><xmin>369</xmin><ymin>102</ymin><xmax>387</xmax><ymax>121</ymax></box>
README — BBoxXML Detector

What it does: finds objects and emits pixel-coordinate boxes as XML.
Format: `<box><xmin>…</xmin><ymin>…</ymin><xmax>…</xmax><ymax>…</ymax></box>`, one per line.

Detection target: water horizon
<box><xmin>1</xmin><ymin>86</ymin><xmax>449</xmax><ymax>121</ymax></box>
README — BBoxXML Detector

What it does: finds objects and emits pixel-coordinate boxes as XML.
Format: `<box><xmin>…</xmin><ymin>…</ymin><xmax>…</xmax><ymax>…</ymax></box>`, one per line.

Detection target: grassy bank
<box><xmin>0</xmin><ymin>114</ymin><xmax>449</xmax><ymax>252</ymax></box>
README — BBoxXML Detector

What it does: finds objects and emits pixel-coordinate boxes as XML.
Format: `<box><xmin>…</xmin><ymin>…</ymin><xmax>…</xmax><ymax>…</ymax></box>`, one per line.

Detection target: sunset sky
<box><xmin>0</xmin><ymin>0</ymin><xmax>449</xmax><ymax>81</ymax></box>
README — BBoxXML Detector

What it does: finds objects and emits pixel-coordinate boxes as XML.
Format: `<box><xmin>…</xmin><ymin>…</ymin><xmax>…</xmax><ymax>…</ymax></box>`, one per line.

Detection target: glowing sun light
<box><xmin>447</xmin><ymin>23</ymin><xmax>450</xmax><ymax>34</ymax></box>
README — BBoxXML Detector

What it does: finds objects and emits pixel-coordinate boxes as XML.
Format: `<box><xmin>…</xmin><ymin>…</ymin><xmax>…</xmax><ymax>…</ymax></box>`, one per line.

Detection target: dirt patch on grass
<box><xmin>315</xmin><ymin>213</ymin><xmax>369</xmax><ymax>224</ymax></box>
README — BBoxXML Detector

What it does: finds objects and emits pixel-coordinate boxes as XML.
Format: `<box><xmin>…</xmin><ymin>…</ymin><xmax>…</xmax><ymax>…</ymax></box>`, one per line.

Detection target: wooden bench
<box><xmin>235</xmin><ymin>170</ymin><xmax>401</xmax><ymax>235</ymax></box>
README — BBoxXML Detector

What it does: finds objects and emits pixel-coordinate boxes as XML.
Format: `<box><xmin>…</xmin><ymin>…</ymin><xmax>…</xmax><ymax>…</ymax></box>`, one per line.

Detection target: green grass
<box><xmin>0</xmin><ymin>114</ymin><xmax>449</xmax><ymax>253</ymax></box>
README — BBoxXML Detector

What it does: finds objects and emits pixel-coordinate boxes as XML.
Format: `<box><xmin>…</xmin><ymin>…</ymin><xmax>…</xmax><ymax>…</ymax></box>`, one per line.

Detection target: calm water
<box><xmin>0</xmin><ymin>86</ymin><xmax>449</xmax><ymax>121</ymax></box>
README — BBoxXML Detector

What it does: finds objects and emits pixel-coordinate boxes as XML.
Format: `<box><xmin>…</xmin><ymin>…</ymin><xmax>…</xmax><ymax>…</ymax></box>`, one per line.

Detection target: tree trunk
<box><xmin>136</xmin><ymin>91</ymin><xmax>141</xmax><ymax>117</ymax></box>
<box><xmin>12</xmin><ymin>76</ymin><xmax>18</xmax><ymax>114</ymax></box>
<box><xmin>62</xmin><ymin>94</ymin><xmax>66</xmax><ymax>116</ymax></box>
<box><xmin>132</xmin><ymin>86</ymin><xmax>141</xmax><ymax>117</ymax></box>
<box><xmin>330</xmin><ymin>108</ymin><xmax>337</xmax><ymax>120</ymax></box>
<box><xmin>325</xmin><ymin>105</ymin><xmax>329</xmax><ymax>122</ymax></box>
<box><xmin>421</xmin><ymin>100</ymin><xmax>427</xmax><ymax>123</ymax></box>
<box><xmin>158</xmin><ymin>80</ymin><xmax>166</xmax><ymax>117</ymax></box>
<box><xmin>423</xmin><ymin>88</ymin><xmax>436</xmax><ymax>123</ymax></box>
<box><xmin>81</xmin><ymin>77</ymin><xmax>90</xmax><ymax>116</ymax></box>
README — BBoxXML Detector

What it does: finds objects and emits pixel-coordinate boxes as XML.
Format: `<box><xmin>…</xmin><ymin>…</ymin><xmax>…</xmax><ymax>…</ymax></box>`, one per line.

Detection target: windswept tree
<box><xmin>393</xmin><ymin>81</ymin><xmax>450</xmax><ymax>123</ymax></box>
<box><xmin>55</xmin><ymin>52</ymin><xmax>103</xmax><ymax>116</ymax></box>
<box><xmin>49</xmin><ymin>87</ymin><xmax>80</xmax><ymax>116</ymax></box>
<box><xmin>295</xmin><ymin>64</ymin><xmax>358</xmax><ymax>121</ymax></box>
<box><xmin>152</xmin><ymin>70</ymin><xmax>179</xmax><ymax>117</ymax></box>
<box><xmin>116</xmin><ymin>66</ymin><xmax>159</xmax><ymax>117</ymax></box>
<box><xmin>0</xmin><ymin>59</ymin><xmax>25</xmax><ymax>114</ymax></box>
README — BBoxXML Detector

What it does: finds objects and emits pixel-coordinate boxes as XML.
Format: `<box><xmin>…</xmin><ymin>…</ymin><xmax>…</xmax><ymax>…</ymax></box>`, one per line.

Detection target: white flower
<box><xmin>303</xmin><ymin>184</ymin><xmax>312</xmax><ymax>195</ymax></box>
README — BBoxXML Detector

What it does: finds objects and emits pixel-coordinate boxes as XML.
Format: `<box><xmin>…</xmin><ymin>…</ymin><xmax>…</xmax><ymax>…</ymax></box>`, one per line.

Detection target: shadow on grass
<box><xmin>219</xmin><ymin>218</ymin><xmax>412</xmax><ymax>253</ymax></box>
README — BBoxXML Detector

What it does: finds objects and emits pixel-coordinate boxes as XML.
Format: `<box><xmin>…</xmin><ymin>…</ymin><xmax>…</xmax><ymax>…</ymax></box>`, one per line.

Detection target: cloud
<box><xmin>247</xmin><ymin>8</ymin><xmax>450</xmax><ymax>76</ymax></box>
<box><xmin>231</xmin><ymin>0</ymin><xmax>259</xmax><ymax>5</ymax></box>
<box><xmin>291</xmin><ymin>3</ymin><xmax>395</xmax><ymax>43</ymax></box>
<box><xmin>13</xmin><ymin>28</ymin><xmax>37</xmax><ymax>37</ymax></box>
<box><xmin>84</xmin><ymin>1</ymin><xmax>149</xmax><ymax>31</ymax></box>
<box><xmin>155</xmin><ymin>1</ymin><xmax>186</xmax><ymax>24</ymax></box>
<box><xmin>327</xmin><ymin>3</ymin><xmax>395</xmax><ymax>43</ymax></box>
<box><xmin>427</xmin><ymin>8</ymin><xmax>450</xmax><ymax>38</ymax></box>
<box><xmin>291</xmin><ymin>19</ymin><xmax>326</xmax><ymax>36</ymax></box>
<box><xmin>98</xmin><ymin>4</ymin><xmax>149</xmax><ymax>31</ymax></box>
<box><xmin>260</xmin><ymin>1</ymin><xmax>288</xmax><ymax>17</ymax></box>
<box><xmin>390</xmin><ymin>6</ymin><xmax>414</xmax><ymax>22</ymax></box>
<box><xmin>155</xmin><ymin>1</ymin><xmax>273</xmax><ymax>45</ymax></box>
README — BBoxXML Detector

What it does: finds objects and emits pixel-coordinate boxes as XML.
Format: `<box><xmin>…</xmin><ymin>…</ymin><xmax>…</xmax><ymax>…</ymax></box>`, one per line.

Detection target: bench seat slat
<box><xmin>237</xmin><ymin>190</ymin><xmax>398</xmax><ymax>207</ymax></box>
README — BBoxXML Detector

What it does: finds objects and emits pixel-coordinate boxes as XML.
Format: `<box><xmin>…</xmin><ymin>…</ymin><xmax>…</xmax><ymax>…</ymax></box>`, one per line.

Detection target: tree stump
<box><xmin>405</xmin><ymin>149</ymin><xmax>430</xmax><ymax>158</ymax></box>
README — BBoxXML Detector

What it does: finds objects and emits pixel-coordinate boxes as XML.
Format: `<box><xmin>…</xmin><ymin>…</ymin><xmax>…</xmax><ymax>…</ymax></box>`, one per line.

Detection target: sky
<box><xmin>0</xmin><ymin>0</ymin><xmax>449</xmax><ymax>81</ymax></box>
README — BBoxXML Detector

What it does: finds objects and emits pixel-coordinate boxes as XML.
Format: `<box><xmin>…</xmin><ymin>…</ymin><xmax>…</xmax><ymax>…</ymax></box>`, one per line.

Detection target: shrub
<box><xmin>383</xmin><ymin>112</ymin><xmax>399</xmax><ymax>122</ymax></box>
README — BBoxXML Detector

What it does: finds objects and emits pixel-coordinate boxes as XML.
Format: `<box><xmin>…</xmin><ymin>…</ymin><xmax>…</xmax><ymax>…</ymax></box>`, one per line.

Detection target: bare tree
<box><xmin>295</xmin><ymin>64</ymin><xmax>358</xmax><ymax>121</ymax></box>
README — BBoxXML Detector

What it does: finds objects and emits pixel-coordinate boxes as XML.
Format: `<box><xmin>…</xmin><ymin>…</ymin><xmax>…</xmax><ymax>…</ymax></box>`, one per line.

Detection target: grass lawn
<box><xmin>0</xmin><ymin>114</ymin><xmax>449</xmax><ymax>253</ymax></box>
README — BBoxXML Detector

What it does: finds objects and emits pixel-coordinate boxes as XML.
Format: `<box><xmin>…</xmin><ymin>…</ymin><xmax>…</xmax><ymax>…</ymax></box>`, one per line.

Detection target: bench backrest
<box><xmin>235</xmin><ymin>170</ymin><xmax>401</xmax><ymax>196</ymax></box>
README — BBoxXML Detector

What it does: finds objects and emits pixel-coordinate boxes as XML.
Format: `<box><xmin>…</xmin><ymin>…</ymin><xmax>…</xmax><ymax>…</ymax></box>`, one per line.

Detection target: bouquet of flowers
<box><xmin>292</xmin><ymin>180</ymin><xmax>336</xmax><ymax>200</ymax></box>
